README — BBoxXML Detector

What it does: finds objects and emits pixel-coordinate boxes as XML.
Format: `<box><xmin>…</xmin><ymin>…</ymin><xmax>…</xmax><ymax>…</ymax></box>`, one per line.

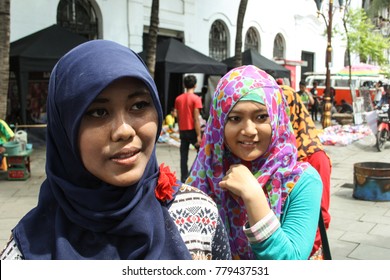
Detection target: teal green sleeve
<box><xmin>250</xmin><ymin>166</ymin><xmax>323</xmax><ymax>259</ymax></box>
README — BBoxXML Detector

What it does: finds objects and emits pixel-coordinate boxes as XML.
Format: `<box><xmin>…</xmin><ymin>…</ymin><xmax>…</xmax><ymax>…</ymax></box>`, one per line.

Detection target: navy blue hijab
<box><xmin>12</xmin><ymin>40</ymin><xmax>191</xmax><ymax>260</ymax></box>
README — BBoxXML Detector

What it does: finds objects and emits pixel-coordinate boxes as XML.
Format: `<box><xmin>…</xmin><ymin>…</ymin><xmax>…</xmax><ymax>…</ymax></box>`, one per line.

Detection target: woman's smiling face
<box><xmin>78</xmin><ymin>77</ymin><xmax>158</xmax><ymax>187</ymax></box>
<box><xmin>224</xmin><ymin>100</ymin><xmax>272</xmax><ymax>162</ymax></box>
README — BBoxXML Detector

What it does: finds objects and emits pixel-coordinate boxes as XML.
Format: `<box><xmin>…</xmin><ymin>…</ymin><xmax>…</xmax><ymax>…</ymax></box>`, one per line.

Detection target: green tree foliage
<box><xmin>367</xmin><ymin>0</ymin><xmax>390</xmax><ymax>17</ymax></box>
<box><xmin>338</xmin><ymin>7</ymin><xmax>390</xmax><ymax>65</ymax></box>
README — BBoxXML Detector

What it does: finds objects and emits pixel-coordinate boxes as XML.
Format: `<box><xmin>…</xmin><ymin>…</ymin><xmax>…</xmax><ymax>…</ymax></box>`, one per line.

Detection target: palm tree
<box><xmin>145</xmin><ymin>0</ymin><xmax>159</xmax><ymax>79</ymax></box>
<box><xmin>233</xmin><ymin>0</ymin><xmax>248</xmax><ymax>68</ymax></box>
<box><xmin>0</xmin><ymin>0</ymin><xmax>10</xmax><ymax>120</ymax></box>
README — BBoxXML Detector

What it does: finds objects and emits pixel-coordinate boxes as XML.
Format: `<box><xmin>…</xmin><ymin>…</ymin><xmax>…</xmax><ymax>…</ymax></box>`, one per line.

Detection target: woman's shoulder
<box><xmin>0</xmin><ymin>235</ymin><xmax>24</xmax><ymax>260</ymax></box>
<box><xmin>169</xmin><ymin>184</ymin><xmax>220</xmax><ymax>260</ymax></box>
<box><xmin>173</xmin><ymin>183</ymin><xmax>218</xmax><ymax>208</ymax></box>
<box><xmin>291</xmin><ymin>165</ymin><xmax>323</xmax><ymax>196</ymax></box>
<box><xmin>170</xmin><ymin>184</ymin><xmax>220</xmax><ymax>232</ymax></box>
<box><xmin>300</xmin><ymin>165</ymin><xmax>322</xmax><ymax>183</ymax></box>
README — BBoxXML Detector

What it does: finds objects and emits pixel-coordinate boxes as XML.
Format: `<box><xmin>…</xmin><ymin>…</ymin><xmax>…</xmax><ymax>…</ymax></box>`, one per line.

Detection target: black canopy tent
<box><xmin>139</xmin><ymin>38</ymin><xmax>227</xmax><ymax>115</ymax></box>
<box><xmin>223</xmin><ymin>48</ymin><xmax>291</xmax><ymax>79</ymax></box>
<box><xmin>10</xmin><ymin>24</ymin><xmax>88</xmax><ymax>124</ymax></box>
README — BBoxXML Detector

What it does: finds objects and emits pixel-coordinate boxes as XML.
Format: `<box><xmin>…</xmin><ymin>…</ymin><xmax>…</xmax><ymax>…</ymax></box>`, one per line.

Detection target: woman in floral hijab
<box><xmin>186</xmin><ymin>65</ymin><xmax>322</xmax><ymax>260</ymax></box>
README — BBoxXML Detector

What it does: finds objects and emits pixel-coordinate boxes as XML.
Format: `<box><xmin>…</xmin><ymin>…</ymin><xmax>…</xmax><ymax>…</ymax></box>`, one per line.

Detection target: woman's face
<box><xmin>79</xmin><ymin>77</ymin><xmax>158</xmax><ymax>187</ymax></box>
<box><xmin>224</xmin><ymin>100</ymin><xmax>272</xmax><ymax>161</ymax></box>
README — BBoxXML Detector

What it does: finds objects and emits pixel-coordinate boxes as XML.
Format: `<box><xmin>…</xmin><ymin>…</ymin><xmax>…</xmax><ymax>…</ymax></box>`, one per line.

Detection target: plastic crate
<box><xmin>7</xmin><ymin>168</ymin><xmax>30</xmax><ymax>180</ymax></box>
<box><xmin>6</xmin><ymin>156</ymin><xmax>25</xmax><ymax>165</ymax></box>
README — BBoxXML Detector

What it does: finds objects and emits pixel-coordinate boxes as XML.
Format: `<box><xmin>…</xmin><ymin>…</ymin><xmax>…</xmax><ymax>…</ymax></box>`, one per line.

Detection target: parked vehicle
<box><xmin>376</xmin><ymin>104</ymin><xmax>390</xmax><ymax>152</ymax></box>
<box><xmin>305</xmin><ymin>74</ymin><xmax>385</xmax><ymax>106</ymax></box>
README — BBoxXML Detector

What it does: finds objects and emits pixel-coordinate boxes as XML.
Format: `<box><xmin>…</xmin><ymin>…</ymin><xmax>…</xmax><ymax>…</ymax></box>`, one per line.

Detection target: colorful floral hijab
<box><xmin>186</xmin><ymin>65</ymin><xmax>310</xmax><ymax>259</ymax></box>
<box><xmin>12</xmin><ymin>40</ymin><xmax>191</xmax><ymax>260</ymax></box>
<box><xmin>280</xmin><ymin>85</ymin><xmax>324</xmax><ymax>160</ymax></box>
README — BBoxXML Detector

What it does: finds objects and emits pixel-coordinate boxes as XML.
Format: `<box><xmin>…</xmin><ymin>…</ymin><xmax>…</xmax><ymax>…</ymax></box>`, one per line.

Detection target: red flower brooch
<box><xmin>155</xmin><ymin>163</ymin><xmax>178</xmax><ymax>202</ymax></box>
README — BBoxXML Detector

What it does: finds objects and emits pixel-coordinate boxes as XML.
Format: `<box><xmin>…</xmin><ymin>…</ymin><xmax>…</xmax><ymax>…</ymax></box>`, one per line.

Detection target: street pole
<box><xmin>322</xmin><ymin>0</ymin><xmax>333</xmax><ymax>128</ymax></box>
<box><xmin>314</xmin><ymin>0</ymin><xmax>344</xmax><ymax>128</ymax></box>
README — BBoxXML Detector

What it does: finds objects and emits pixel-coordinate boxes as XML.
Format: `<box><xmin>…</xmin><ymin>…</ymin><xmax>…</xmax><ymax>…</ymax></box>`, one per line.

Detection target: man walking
<box><xmin>310</xmin><ymin>81</ymin><xmax>320</xmax><ymax>121</ymax></box>
<box><xmin>175</xmin><ymin>75</ymin><xmax>202</xmax><ymax>182</ymax></box>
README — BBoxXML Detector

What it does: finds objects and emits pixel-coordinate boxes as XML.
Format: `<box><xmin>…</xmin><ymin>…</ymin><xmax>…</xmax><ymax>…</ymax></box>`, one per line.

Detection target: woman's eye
<box><xmin>257</xmin><ymin>114</ymin><xmax>269</xmax><ymax>121</ymax></box>
<box><xmin>86</xmin><ymin>108</ymin><xmax>108</xmax><ymax>118</ymax></box>
<box><xmin>227</xmin><ymin>116</ymin><xmax>240</xmax><ymax>122</ymax></box>
<box><xmin>131</xmin><ymin>101</ymin><xmax>150</xmax><ymax>110</ymax></box>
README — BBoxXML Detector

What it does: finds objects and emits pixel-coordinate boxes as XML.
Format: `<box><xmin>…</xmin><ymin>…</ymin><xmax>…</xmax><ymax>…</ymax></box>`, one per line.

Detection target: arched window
<box><xmin>244</xmin><ymin>27</ymin><xmax>260</xmax><ymax>52</ymax></box>
<box><xmin>273</xmin><ymin>33</ymin><xmax>285</xmax><ymax>60</ymax></box>
<box><xmin>209</xmin><ymin>20</ymin><xmax>228</xmax><ymax>62</ymax></box>
<box><xmin>57</xmin><ymin>0</ymin><xmax>98</xmax><ymax>40</ymax></box>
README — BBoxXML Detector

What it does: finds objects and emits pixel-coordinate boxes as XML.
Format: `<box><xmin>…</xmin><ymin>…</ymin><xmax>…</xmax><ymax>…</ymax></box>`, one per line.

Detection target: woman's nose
<box><xmin>111</xmin><ymin>113</ymin><xmax>135</xmax><ymax>141</ymax></box>
<box><xmin>241</xmin><ymin>120</ymin><xmax>257</xmax><ymax>135</ymax></box>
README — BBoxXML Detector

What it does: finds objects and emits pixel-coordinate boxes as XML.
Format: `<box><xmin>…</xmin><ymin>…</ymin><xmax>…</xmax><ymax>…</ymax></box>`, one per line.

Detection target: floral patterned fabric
<box><xmin>186</xmin><ymin>65</ymin><xmax>310</xmax><ymax>259</ymax></box>
<box><xmin>280</xmin><ymin>85</ymin><xmax>324</xmax><ymax>160</ymax></box>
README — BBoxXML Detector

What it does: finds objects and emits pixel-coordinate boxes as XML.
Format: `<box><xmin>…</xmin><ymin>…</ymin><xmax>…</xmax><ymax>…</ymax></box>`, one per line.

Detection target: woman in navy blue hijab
<box><xmin>1</xmin><ymin>40</ymin><xmax>230</xmax><ymax>260</ymax></box>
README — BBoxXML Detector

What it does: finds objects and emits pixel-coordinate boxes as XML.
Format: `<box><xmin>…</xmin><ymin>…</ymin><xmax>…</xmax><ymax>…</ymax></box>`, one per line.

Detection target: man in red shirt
<box><xmin>175</xmin><ymin>75</ymin><xmax>202</xmax><ymax>182</ymax></box>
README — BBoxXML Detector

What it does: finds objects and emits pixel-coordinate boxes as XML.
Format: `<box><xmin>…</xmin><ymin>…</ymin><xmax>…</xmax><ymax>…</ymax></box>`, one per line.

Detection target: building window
<box><xmin>244</xmin><ymin>27</ymin><xmax>260</xmax><ymax>52</ymax></box>
<box><xmin>273</xmin><ymin>33</ymin><xmax>285</xmax><ymax>60</ymax></box>
<box><xmin>209</xmin><ymin>20</ymin><xmax>228</xmax><ymax>61</ymax></box>
<box><xmin>57</xmin><ymin>0</ymin><xmax>98</xmax><ymax>40</ymax></box>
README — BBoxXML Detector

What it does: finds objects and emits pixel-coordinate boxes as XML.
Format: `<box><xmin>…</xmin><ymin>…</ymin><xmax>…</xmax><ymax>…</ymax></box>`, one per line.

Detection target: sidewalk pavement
<box><xmin>1</xmin><ymin>133</ymin><xmax>390</xmax><ymax>260</ymax></box>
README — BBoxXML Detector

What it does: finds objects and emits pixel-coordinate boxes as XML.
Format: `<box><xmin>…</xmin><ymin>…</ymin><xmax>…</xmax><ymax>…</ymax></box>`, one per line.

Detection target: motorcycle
<box><xmin>376</xmin><ymin>104</ymin><xmax>390</xmax><ymax>152</ymax></box>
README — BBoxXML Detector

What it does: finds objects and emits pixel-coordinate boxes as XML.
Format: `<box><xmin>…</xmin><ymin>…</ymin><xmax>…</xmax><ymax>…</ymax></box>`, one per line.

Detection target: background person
<box><xmin>339</xmin><ymin>99</ymin><xmax>353</xmax><ymax>113</ymax></box>
<box><xmin>0</xmin><ymin>119</ymin><xmax>15</xmax><ymax>169</ymax></box>
<box><xmin>186</xmin><ymin>65</ymin><xmax>322</xmax><ymax>260</ymax></box>
<box><xmin>310</xmin><ymin>81</ymin><xmax>320</xmax><ymax>121</ymax></box>
<box><xmin>297</xmin><ymin>80</ymin><xmax>314</xmax><ymax>111</ymax></box>
<box><xmin>163</xmin><ymin>107</ymin><xmax>177</xmax><ymax>133</ymax></box>
<box><xmin>375</xmin><ymin>84</ymin><xmax>390</xmax><ymax>119</ymax></box>
<box><xmin>280</xmin><ymin>84</ymin><xmax>332</xmax><ymax>259</ymax></box>
<box><xmin>0</xmin><ymin>40</ymin><xmax>231</xmax><ymax>260</ymax></box>
<box><xmin>175</xmin><ymin>75</ymin><xmax>202</xmax><ymax>182</ymax></box>
<box><xmin>374</xmin><ymin>81</ymin><xmax>384</xmax><ymax>106</ymax></box>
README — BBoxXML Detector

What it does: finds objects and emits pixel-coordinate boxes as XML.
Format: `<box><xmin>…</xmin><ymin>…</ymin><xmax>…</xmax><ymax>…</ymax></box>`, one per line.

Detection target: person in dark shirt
<box><xmin>339</xmin><ymin>99</ymin><xmax>353</xmax><ymax>113</ymax></box>
<box><xmin>310</xmin><ymin>81</ymin><xmax>320</xmax><ymax>121</ymax></box>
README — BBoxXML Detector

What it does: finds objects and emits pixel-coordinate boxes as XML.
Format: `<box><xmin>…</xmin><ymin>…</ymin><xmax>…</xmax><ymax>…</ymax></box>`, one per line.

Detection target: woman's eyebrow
<box><xmin>128</xmin><ymin>89</ymin><xmax>150</xmax><ymax>99</ymax></box>
<box><xmin>91</xmin><ymin>88</ymin><xmax>150</xmax><ymax>104</ymax></box>
<box><xmin>230</xmin><ymin>106</ymin><xmax>267</xmax><ymax>114</ymax></box>
<box><xmin>91</xmin><ymin>97</ymin><xmax>109</xmax><ymax>104</ymax></box>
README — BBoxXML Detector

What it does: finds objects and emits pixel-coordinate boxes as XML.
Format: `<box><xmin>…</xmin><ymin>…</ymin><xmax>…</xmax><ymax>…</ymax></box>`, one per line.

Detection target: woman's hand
<box><xmin>219</xmin><ymin>164</ymin><xmax>260</xmax><ymax>201</ymax></box>
<box><xmin>219</xmin><ymin>164</ymin><xmax>271</xmax><ymax>226</ymax></box>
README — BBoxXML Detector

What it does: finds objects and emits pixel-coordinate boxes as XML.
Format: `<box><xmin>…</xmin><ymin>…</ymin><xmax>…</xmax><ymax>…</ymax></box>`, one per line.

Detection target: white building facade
<box><xmin>10</xmin><ymin>0</ymin><xmax>361</xmax><ymax>90</ymax></box>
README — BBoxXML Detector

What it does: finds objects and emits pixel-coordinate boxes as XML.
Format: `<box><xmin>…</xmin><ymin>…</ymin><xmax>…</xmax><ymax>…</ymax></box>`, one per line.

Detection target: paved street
<box><xmin>1</xmin><ymin>131</ymin><xmax>390</xmax><ymax>260</ymax></box>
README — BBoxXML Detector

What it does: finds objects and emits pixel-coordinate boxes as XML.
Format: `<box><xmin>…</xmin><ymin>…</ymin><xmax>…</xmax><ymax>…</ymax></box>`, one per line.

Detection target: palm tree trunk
<box><xmin>146</xmin><ymin>0</ymin><xmax>159</xmax><ymax>79</ymax></box>
<box><xmin>0</xmin><ymin>0</ymin><xmax>10</xmax><ymax>120</ymax></box>
<box><xmin>233</xmin><ymin>0</ymin><xmax>248</xmax><ymax>68</ymax></box>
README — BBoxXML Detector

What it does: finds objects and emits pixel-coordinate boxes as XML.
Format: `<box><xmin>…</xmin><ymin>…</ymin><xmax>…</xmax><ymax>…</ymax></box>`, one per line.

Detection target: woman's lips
<box><xmin>110</xmin><ymin>149</ymin><xmax>140</xmax><ymax>165</ymax></box>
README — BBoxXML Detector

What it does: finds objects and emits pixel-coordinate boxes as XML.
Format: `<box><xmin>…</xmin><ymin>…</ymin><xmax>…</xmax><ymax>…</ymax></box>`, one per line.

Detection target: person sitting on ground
<box><xmin>0</xmin><ymin>119</ymin><xmax>15</xmax><ymax>169</ymax></box>
<box><xmin>0</xmin><ymin>40</ymin><xmax>231</xmax><ymax>260</ymax></box>
<box><xmin>339</xmin><ymin>99</ymin><xmax>353</xmax><ymax>114</ymax></box>
<box><xmin>163</xmin><ymin>107</ymin><xmax>177</xmax><ymax>133</ymax></box>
